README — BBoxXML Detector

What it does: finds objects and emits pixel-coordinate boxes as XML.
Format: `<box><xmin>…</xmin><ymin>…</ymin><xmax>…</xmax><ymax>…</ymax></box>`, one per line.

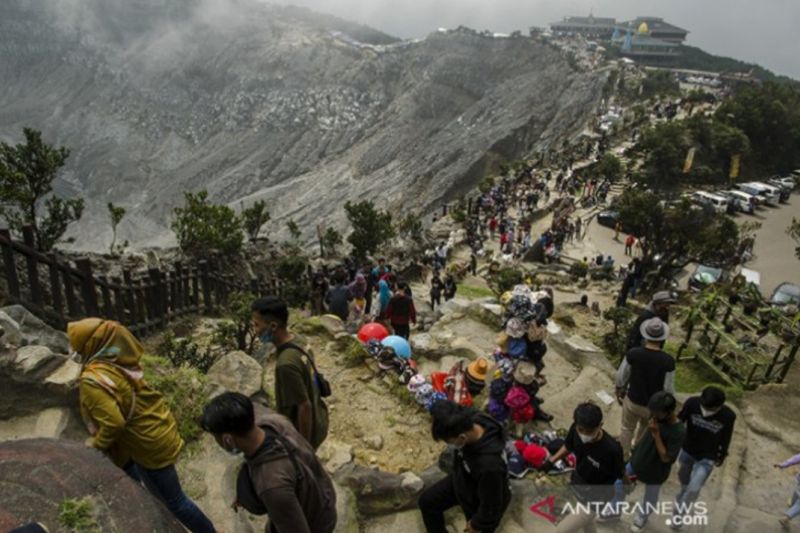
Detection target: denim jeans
<box><xmin>612</xmin><ymin>463</ymin><xmax>662</xmax><ymax>522</ymax></box>
<box><xmin>126</xmin><ymin>462</ymin><xmax>216</xmax><ymax>533</ymax></box>
<box><xmin>675</xmin><ymin>450</ymin><xmax>715</xmax><ymax>509</ymax></box>
<box><xmin>787</xmin><ymin>483</ymin><xmax>800</xmax><ymax>520</ymax></box>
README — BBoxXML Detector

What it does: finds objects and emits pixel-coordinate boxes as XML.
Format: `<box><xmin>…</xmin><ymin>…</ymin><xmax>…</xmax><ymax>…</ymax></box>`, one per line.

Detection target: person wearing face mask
<box><xmin>614</xmin><ymin>391</ymin><xmax>685</xmax><ymax>532</ymax></box>
<box><xmin>200</xmin><ymin>392</ymin><xmax>337</xmax><ymax>533</ymax></box>
<box><xmin>545</xmin><ymin>402</ymin><xmax>625</xmax><ymax>532</ymax></box>
<box><xmin>67</xmin><ymin>318</ymin><xmax>216</xmax><ymax>533</ymax></box>
<box><xmin>671</xmin><ymin>386</ymin><xmax>736</xmax><ymax>530</ymax></box>
<box><xmin>251</xmin><ymin>296</ymin><xmax>329</xmax><ymax>449</ymax></box>
<box><xmin>418</xmin><ymin>401</ymin><xmax>511</xmax><ymax>533</ymax></box>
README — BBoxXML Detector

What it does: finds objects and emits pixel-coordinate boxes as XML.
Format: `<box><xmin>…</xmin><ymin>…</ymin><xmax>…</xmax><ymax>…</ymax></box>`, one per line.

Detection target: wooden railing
<box><xmin>0</xmin><ymin>227</ymin><xmax>301</xmax><ymax>335</ymax></box>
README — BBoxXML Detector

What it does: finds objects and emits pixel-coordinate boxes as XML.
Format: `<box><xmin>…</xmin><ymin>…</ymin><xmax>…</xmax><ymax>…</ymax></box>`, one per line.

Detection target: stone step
<box><xmin>0</xmin><ymin>407</ymin><xmax>71</xmax><ymax>441</ymax></box>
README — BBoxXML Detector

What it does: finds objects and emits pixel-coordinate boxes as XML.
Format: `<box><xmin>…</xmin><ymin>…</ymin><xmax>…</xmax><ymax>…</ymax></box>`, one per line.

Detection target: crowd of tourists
<box><xmin>45</xmin><ymin>274</ymin><xmax>800</xmax><ymax>533</ymax></box>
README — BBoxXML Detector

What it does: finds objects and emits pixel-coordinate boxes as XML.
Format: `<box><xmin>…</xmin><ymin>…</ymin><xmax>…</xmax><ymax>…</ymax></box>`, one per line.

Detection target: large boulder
<box><xmin>0</xmin><ymin>305</ymin><xmax>69</xmax><ymax>353</ymax></box>
<box><xmin>317</xmin><ymin>440</ymin><xmax>355</xmax><ymax>475</ymax></box>
<box><xmin>0</xmin><ymin>346</ymin><xmax>80</xmax><ymax>419</ymax></box>
<box><xmin>0</xmin><ymin>439</ymin><xmax>184</xmax><ymax>532</ymax></box>
<box><xmin>207</xmin><ymin>351</ymin><xmax>263</xmax><ymax>398</ymax></box>
<box><xmin>336</xmin><ymin>465</ymin><xmax>428</xmax><ymax>516</ymax></box>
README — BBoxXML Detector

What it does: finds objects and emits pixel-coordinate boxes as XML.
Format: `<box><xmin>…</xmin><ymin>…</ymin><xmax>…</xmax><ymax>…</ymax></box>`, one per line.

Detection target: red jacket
<box><xmin>385</xmin><ymin>294</ymin><xmax>416</xmax><ymax>325</ymax></box>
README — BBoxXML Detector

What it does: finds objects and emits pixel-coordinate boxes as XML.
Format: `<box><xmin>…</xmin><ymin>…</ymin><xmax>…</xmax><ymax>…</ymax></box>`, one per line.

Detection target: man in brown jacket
<box><xmin>201</xmin><ymin>392</ymin><xmax>337</xmax><ymax>533</ymax></box>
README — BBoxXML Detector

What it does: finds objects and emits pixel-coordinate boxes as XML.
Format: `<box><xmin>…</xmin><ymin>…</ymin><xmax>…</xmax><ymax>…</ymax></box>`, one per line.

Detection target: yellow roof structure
<box><xmin>638</xmin><ymin>21</ymin><xmax>649</xmax><ymax>34</ymax></box>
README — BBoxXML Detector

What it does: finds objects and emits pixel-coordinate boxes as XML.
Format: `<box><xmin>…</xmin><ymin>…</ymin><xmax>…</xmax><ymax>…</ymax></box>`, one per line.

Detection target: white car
<box><xmin>736</xmin><ymin>182</ymin><xmax>779</xmax><ymax>206</ymax></box>
<box><xmin>691</xmin><ymin>191</ymin><xmax>728</xmax><ymax>214</ymax></box>
<box><xmin>719</xmin><ymin>190</ymin><xmax>756</xmax><ymax>214</ymax></box>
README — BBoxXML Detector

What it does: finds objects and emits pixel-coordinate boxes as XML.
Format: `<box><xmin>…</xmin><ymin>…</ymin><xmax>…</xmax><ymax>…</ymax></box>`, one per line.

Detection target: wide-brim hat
<box><xmin>640</xmin><ymin>317</ymin><xmax>670</xmax><ymax>342</ymax></box>
<box><xmin>513</xmin><ymin>361</ymin><xmax>538</xmax><ymax>385</ymax></box>
<box><xmin>467</xmin><ymin>357</ymin><xmax>490</xmax><ymax>382</ymax></box>
<box><xmin>651</xmin><ymin>291</ymin><xmax>677</xmax><ymax>305</ymax></box>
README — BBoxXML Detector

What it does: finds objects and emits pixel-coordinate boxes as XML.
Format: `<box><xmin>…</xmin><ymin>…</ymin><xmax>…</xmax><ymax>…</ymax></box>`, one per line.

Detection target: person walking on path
<box><xmin>627</xmin><ymin>291</ymin><xmax>675</xmax><ymax>352</ymax></box>
<box><xmin>614</xmin><ymin>221</ymin><xmax>622</xmax><ymax>241</ymax></box>
<box><xmin>624</xmin><ymin>234</ymin><xmax>635</xmax><ymax>256</ymax></box>
<box><xmin>325</xmin><ymin>272</ymin><xmax>353</xmax><ymax>322</ymax></box>
<box><xmin>575</xmin><ymin>218</ymin><xmax>583</xmax><ymax>241</ymax></box>
<box><xmin>547</xmin><ymin>403</ymin><xmax>625</xmax><ymax>533</ymax></box>
<box><xmin>385</xmin><ymin>281</ymin><xmax>417</xmax><ymax>340</ymax></box>
<box><xmin>615</xmin><ymin>318</ymin><xmax>676</xmax><ymax>458</ymax></box>
<box><xmin>444</xmin><ymin>274</ymin><xmax>458</xmax><ymax>302</ymax></box>
<box><xmin>775</xmin><ymin>452</ymin><xmax>800</xmax><ymax>530</ymax></box>
<box><xmin>68</xmin><ymin>319</ymin><xmax>216</xmax><ymax>533</ymax></box>
<box><xmin>201</xmin><ymin>393</ymin><xmax>337</xmax><ymax>533</ymax></box>
<box><xmin>251</xmin><ymin>296</ymin><xmax>329</xmax><ymax>449</ymax></box>
<box><xmin>671</xmin><ymin>386</ymin><xmax>736</xmax><ymax>530</ymax></box>
<box><xmin>613</xmin><ymin>392</ymin><xmax>685</xmax><ymax>531</ymax></box>
<box><xmin>418</xmin><ymin>401</ymin><xmax>511</xmax><ymax>533</ymax></box>
<box><xmin>430</xmin><ymin>273</ymin><xmax>444</xmax><ymax>311</ymax></box>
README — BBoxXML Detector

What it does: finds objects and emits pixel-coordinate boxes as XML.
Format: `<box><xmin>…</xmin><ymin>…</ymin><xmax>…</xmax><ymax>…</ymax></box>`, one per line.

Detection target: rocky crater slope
<box><xmin>0</xmin><ymin>0</ymin><xmax>607</xmax><ymax>251</ymax></box>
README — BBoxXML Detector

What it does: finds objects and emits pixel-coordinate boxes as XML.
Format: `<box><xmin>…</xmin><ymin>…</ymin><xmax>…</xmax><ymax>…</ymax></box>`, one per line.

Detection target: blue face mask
<box><xmin>260</xmin><ymin>331</ymin><xmax>273</xmax><ymax>345</ymax></box>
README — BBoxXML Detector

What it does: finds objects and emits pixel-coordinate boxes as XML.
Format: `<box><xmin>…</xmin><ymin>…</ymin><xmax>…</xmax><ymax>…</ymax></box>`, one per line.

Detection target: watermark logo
<box><xmin>530</xmin><ymin>497</ymin><xmax>709</xmax><ymax>527</ymax></box>
<box><xmin>529</xmin><ymin>495</ymin><xmax>557</xmax><ymax>523</ymax></box>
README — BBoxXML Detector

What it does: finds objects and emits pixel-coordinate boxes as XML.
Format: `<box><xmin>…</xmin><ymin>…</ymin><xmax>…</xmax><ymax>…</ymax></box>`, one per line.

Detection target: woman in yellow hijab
<box><xmin>69</xmin><ymin>318</ymin><xmax>216</xmax><ymax>533</ymax></box>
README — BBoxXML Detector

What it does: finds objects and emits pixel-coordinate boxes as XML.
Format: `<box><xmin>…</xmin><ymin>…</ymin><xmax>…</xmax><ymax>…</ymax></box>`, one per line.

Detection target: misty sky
<box><xmin>279</xmin><ymin>0</ymin><xmax>800</xmax><ymax>79</ymax></box>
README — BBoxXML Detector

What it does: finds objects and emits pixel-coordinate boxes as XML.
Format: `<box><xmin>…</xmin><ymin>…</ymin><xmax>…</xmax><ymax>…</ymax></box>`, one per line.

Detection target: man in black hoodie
<box><xmin>418</xmin><ymin>401</ymin><xmax>511</xmax><ymax>533</ymax></box>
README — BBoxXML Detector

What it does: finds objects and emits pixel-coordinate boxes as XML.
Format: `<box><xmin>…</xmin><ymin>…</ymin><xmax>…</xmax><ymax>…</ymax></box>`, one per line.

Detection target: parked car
<box><xmin>719</xmin><ymin>190</ymin><xmax>756</xmax><ymax>214</ymax></box>
<box><xmin>689</xmin><ymin>264</ymin><xmax>725</xmax><ymax>291</ymax></box>
<box><xmin>769</xmin><ymin>176</ymin><xmax>795</xmax><ymax>192</ymax></box>
<box><xmin>735</xmin><ymin>182</ymin><xmax>780</xmax><ymax>206</ymax></box>
<box><xmin>770</xmin><ymin>283</ymin><xmax>800</xmax><ymax>307</ymax></box>
<box><xmin>596</xmin><ymin>210</ymin><xmax>620</xmax><ymax>229</ymax></box>
<box><xmin>690</xmin><ymin>191</ymin><xmax>728</xmax><ymax>214</ymax></box>
<box><xmin>755</xmin><ymin>181</ymin><xmax>787</xmax><ymax>203</ymax></box>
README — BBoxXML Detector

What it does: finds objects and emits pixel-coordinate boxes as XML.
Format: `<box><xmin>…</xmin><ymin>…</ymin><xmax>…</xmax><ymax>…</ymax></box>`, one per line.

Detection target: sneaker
<box><xmin>780</xmin><ymin>516</ymin><xmax>791</xmax><ymax>531</ymax></box>
<box><xmin>630</xmin><ymin>514</ymin><xmax>648</xmax><ymax>532</ymax></box>
<box><xmin>597</xmin><ymin>511</ymin><xmax>621</xmax><ymax>523</ymax></box>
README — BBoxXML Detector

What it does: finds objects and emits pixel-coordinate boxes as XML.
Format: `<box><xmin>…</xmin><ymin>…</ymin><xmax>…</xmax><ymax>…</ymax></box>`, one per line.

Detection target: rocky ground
<box><xmin>1</xmin><ymin>251</ymin><xmax>800</xmax><ymax>532</ymax></box>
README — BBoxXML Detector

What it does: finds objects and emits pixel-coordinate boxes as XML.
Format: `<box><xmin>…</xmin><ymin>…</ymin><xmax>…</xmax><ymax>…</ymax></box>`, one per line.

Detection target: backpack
<box><xmin>504</xmin><ymin>386</ymin><xmax>531</xmax><ymax>409</ymax></box>
<box><xmin>277</xmin><ymin>343</ymin><xmax>332</xmax><ymax>398</ymax></box>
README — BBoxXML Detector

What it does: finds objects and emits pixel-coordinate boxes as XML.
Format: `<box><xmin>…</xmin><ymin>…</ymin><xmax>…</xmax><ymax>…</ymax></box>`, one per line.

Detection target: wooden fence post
<box><xmin>21</xmin><ymin>227</ymin><xmax>43</xmax><ymax>308</ymax></box>
<box><xmin>148</xmin><ymin>268</ymin><xmax>165</xmax><ymax>327</ymax></box>
<box><xmin>190</xmin><ymin>267</ymin><xmax>200</xmax><ymax>310</ymax></box>
<box><xmin>98</xmin><ymin>275</ymin><xmax>114</xmax><ymax>319</ymax></box>
<box><xmin>75</xmin><ymin>258</ymin><xmax>99</xmax><ymax>316</ymax></box>
<box><xmin>62</xmin><ymin>267</ymin><xmax>80</xmax><ymax>318</ymax></box>
<box><xmin>47</xmin><ymin>253</ymin><xmax>64</xmax><ymax>323</ymax></box>
<box><xmin>123</xmin><ymin>270</ymin><xmax>139</xmax><ymax>328</ymax></box>
<box><xmin>199</xmin><ymin>260</ymin><xmax>213</xmax><ymax>313</ymax></box>
<box><xmin>0</xmin><ymin>229</ymin><xmax>20</xmax><ymax>301</ymax></box>
<box><xmin>112</xmin><ymin>277</ymin><xmax>126</xmax><ymax>324</ymax></box>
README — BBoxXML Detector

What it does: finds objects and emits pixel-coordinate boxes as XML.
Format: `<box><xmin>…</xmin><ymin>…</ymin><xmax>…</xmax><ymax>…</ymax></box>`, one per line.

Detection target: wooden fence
<box><xmin>0</xmin><ymin>226</ymin><xmax>302</xmax><ymax>336</ymax></box>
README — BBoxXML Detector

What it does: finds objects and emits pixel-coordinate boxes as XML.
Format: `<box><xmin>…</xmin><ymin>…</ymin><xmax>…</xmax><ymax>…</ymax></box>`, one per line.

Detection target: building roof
<box><xmin>551</xmin><ymin>15</ymin><xmax>617</xmax><ymax>28</ymax></box>
<box><xmin>618</xmin><ymin>16</ymin><xmax>689</xmax><ymax>35</ymax></box>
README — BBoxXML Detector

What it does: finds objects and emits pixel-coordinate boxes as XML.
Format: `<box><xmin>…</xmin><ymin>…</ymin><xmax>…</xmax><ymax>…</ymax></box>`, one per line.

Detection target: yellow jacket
<box><xmin>69</xmin><ymin>319</ymin><xmax>183</xmax><ymax>469</ymax></box>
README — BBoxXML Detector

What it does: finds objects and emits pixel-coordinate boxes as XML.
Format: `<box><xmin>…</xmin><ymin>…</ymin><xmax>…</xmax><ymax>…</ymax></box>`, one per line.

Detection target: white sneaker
<box><xmin>630</xmin><ymin>514</ymin><xmax>648</xmax><ymax>532</ymax></box>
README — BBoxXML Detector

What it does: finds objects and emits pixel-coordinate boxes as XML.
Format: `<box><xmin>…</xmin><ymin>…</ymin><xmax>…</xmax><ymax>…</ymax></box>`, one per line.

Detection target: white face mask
<box><xmin>700</xmin><ymin>407</ymin><xmax>719</xmax><ymax>418</ymax></box>
<box><xmin>578</xmin><ymin>431</ymin><xmax>598</xmax><ymax>444</ymax></box>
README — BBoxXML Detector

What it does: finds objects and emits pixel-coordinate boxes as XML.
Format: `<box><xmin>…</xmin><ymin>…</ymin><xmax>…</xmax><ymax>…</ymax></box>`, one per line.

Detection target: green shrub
<box><xmin>157</xmin><ymin>331</ymin><xmax>218</xmax><ymax>374</ymax></box>
<box><xmin>490</xmin><ymin>268</ymin><xmax>523</xmax><ymax>294</ymax></box>
<box><xmin>602</xmin><ymin>306</ymin><xmax>635</xmax><ymax>363</ymax></box>
<box><xmin>58</xmin><ymin>498</ymin><xmax>99</xmax><ymax>532</ymax></box>
<box><xmin>210</xmin><ymin>291</ymin><xmax>256</xmax><ymax>354</ymax></box>
<box><xmin>569</xmin><ymin>262</ymin><xmax>589</xmax><ymax>279</ymax></box>
<box><xmin>274</xmin><ymin>252</ymin><xmax>310</xmax><ymax>307</ymax></box>
<box><xmin>171</xmin><ymin>190</ymin><xmax>243</xmax><ymax>256</ymax></box>
<box><xmin>142</xmin><ymin>355</ymin><xmax>209</xmax><ymax>443</ymax></box>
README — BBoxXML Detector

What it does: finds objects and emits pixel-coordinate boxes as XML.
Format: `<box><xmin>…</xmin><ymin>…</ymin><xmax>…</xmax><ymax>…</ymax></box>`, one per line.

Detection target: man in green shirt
<box><xmin>252</xmin><ymin>296</ymin><xmax>329</xmax><ymax>449</ymax></box>
<box><xmin>613</xmin><ymin>391</ymin><xmax>685</xmax><ymax>532</ymax></box>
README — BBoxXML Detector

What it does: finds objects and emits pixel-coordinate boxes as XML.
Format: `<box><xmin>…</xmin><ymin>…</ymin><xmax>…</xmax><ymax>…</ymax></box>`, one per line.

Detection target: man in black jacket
<box><xmin>671</xmin><ymin>386</ymin><xmax>736</xmax><ymax>530</ymax></box>
<box><xmin>419</xmin><ymin>401</ymin><xmax>511</xmax><ymax>533</ymax></box>
<box><xmin>626</xmin><ymin>291</ymin><xmax>676</xmax><ymax>351</ymax></box>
